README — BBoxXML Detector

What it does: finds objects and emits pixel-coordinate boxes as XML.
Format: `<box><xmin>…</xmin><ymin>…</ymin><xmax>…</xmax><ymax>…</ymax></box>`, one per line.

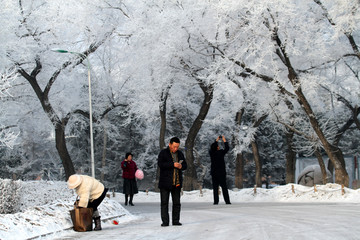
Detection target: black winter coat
<box><xmin>209</xmin><ymin>141</ymin><xmax>229</xmax><ymax>178</ymax></box>
<box><xmin>158</xmin><ymin>147</ymin><xmax>187</xmax><ymax>190</ymax></box>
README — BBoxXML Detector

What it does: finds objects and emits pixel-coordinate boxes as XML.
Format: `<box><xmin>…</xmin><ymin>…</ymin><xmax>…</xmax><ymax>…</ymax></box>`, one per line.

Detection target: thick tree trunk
<box><xmin>155</xmin><ymin>85</ymin><xmax>171</xmax><ymax>192</ymax></box>
<box><xmin>159</xmin><ymin>109</ymin><xmax>167</xmax><ymax>150</ymax></box>
<box><xmin>249</xmin><ymin>115</ymin><xmax>267</xmax><ymax>188</ymax></box>
<box><xmin>314</xmin><ymin>150</ymin><xmax>327</xmax><ymax>184</ymax></box>
<box><xmin>251</xmin><ymin>140</ymin><xmax>262</xmax><ymax>187</ymax></box>
<box><xmin>183</xmin><ymin>83</ymin><xmax>214</xmax><ymax>191</ymax></box>
<box><xmin>159</xmin><ymin>83</ymin><xmax>170</xmax><ymax>150</ymax></box>
<box><xmin>234</xmin><ymin>109</ymin><xmax>245</xmax><ymax>189</ymax></box>
<box><xmin>285</xmin><ymin>131</ymin><xmax>296</xmax><ymax>183</ymax></box>
<box><xmin>327</xmin><ymin>159</ymin><xmax>334</xmax><ymax>175</ymax></box>
<box><xmin>183</xmin><ymin>147</ymin><xmax>199</xmax><ymax>191</ymax></box>
<box><xmin>55</xmin><ymin>123</ymin><xmax>75</xmax><ymax>180</ymax></box>
<box><xmin>234</xmin><ymin>153</ymin><xmax>245</xmax><ymax>188</ymax></box>
<box><xmin>154</xmin><ymin>108</ymin><xmax>167</xmax><ymax>192</ymax></box>
<box><xmin>328</xmin><ymin>144</ymin><xmax>349</xmax><ymax>186</ymax></box>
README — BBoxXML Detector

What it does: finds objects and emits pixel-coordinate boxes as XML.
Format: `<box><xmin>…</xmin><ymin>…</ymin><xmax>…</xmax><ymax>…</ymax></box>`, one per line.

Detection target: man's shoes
<box><xmin>173</xmin><ymin>222</ymin><xmax>182</xmax><ymax>226</ymax></box>
<box><xmin>161</xmin><ymin>223</ymin><xmax>169</xmax><ymax>227</ymax></box>
<box><xmin>226</xmin><ymin>202</ymin><xmax>231</xmax><ymax>205</ymax></box>
<box><xmin>213</xmin><ymin>203</ymin><xmax>218</xmax><ymax>205</ymax></box>
<box><xmin>129</xmin><ymin>202</ymin><xmax>134</xmax><ymax>206</ymax></box>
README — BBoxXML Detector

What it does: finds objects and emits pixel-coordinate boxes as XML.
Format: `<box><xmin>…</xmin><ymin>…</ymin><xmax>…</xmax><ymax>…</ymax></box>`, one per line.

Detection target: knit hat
<box><xmin>67</xmin><ymin>175</ymin><xmax>82</xmax><ymax>189</ymax></box>
<box><xmin>125</xmin><ymin>152</ymin><xmax>133</xmax><ymax>159</ymax></box>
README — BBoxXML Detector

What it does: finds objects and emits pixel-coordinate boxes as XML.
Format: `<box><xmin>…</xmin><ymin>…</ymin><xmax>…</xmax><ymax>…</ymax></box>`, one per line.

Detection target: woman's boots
<box><xmin>125</xmin><ymin>194</ymin><xmax>134</xmax><ymax>206</ymax></box>
<box><xmin>129</xmin><ymin>194</ymin><xmax>134</xmax><ymax>206</ymax></box>
<box><xmin>93</xmin><ymin>216</ymin><xmax>102</xmax><ymax>231</ymax></box>
<box><xmin>92</xmin><ymin>210</ymin><xmax>102</xmax><ymax>231</ymax></box>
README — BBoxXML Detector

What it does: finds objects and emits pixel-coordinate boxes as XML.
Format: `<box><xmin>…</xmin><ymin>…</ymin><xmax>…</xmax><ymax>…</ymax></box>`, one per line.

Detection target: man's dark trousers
<box><xmin>160</xmin><ymin>187</ymin><xmax>181</xmax><ymax>225</ymax></box>
<box><xmin>212</xmin><ymin>176</ymin><xmax>230</xmax><ymax>204</ymax></box>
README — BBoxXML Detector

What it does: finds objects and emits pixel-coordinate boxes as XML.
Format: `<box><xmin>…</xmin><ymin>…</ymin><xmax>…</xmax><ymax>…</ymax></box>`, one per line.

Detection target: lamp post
<box><xmin>52</xmin><ymin>49</ymin><xmax>95</xmax><ymax>178</ymax></box>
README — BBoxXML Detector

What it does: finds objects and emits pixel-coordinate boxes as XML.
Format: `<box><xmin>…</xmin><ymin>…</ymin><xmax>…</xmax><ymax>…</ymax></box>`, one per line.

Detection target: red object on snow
<box><xmin>113</xmin><ymin>220</ymin><xmax>119</xmax><ymax>225</ymax></box>
<box><xmin>135</xmin><ymin>169</ymin><xmax>144</xmax><ymax>180</ymax></box>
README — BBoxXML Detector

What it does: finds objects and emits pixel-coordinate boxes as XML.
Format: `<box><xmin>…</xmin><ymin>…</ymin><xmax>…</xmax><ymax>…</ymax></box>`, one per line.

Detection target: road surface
<box><xmin>54</xmin><ymin>202</ymin><xmax>360</xmax><ymax>240</ymax></box>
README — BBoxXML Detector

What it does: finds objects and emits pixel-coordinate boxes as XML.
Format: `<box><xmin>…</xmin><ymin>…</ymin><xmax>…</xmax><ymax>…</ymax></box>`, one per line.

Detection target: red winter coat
<box><xmin>121</xmin><ymin>160</ymin><xmax>137</xmax><ymax>179</ymax></box>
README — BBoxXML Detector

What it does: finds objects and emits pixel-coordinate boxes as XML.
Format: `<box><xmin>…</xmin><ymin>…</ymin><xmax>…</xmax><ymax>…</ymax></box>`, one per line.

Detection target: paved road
<box><xmin>55</xmin><ymin>202</ymin><xmax>360</xmax><ymax>240</ymax></box>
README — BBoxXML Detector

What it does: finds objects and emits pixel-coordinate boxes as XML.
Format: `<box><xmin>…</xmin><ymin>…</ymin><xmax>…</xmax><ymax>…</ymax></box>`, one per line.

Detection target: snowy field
<box><xmin>1</xmin><ymin>180</ymin><xmax>360</xmax><ymax>240</ymax></box>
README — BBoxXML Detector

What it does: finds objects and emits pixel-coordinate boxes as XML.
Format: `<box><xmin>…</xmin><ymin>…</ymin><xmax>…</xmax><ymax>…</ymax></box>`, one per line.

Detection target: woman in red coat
<box><xmin>121</xmin><ymin>152</ymin><xmax>138</xmax><ymax>206</ymax></box>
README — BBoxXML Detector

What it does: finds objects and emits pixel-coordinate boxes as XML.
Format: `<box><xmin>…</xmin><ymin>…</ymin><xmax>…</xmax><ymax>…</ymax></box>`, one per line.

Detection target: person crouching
<box><xmin>67</xmin><ymin>174</ymin><xmax>108</xmax><ymax>231</ymax></box>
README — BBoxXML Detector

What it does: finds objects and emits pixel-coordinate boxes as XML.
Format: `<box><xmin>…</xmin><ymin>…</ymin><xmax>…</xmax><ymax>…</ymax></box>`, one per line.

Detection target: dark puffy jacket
<box><xmin>209</xmin><ymin>141</ymin><xmax>229</xmax><ymax>178</ymax></box>
<box><xmin>158</xmin><ymin>147</ymin><xmax>187</xmax><ymax>190</ymax></box>
<box><xmin>121</xmin><ymin>160</ymin><xmax>137</xmax><ymax>179</ymax></box>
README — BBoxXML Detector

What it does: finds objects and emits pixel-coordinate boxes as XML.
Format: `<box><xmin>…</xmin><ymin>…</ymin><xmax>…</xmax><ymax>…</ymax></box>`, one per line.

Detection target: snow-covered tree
<box><xmin>184</xmin><ymin>0</ymin><xmax>360</xmax><ymax>186</ymax></box>
<box><xmin>0</xmin><ymin>69</ymin><xmax>19</xmax><ymax>149</ymax></box>
<box><xmin>2</xmin><ymin>0</ymin><xmax>129</xmax><ymax>179</ymax></box>
<box><xmin>1</xmin><ymin>0</ymin><xmax>359</xmax><ymax>189</ymax></box>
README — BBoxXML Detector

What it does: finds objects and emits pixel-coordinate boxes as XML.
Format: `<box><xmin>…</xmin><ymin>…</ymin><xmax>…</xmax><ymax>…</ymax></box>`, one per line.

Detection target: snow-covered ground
<box><xmin>1</xmin><ymin>180</ymin><xmax>360</xmax><ymax>240</ymax></box>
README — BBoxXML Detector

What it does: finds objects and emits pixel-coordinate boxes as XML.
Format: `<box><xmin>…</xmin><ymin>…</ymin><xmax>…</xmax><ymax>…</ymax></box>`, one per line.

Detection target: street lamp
<box><xmin>52</xmin><ymin>49</ymin><xmax>95</xmax><ymax>178</ymax></box>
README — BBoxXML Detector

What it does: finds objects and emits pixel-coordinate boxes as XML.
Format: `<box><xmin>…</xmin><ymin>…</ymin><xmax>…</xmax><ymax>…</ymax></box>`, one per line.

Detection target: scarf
<box><xmin>171</xmin><ymin>152</ymin><xmax>180</xmax><ymax>187</ymax></box>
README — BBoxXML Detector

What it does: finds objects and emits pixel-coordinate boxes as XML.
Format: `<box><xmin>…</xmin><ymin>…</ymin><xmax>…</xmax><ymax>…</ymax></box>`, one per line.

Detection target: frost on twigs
<box><xmin>0</xmin><ymin>69</ymin><xmax>16</xmax><ymax>98</ymax></box>
<box><xmin>0</xmin><ymin>69</ymin><xmax>18</xmax><ymax>149</ymax></box>
<box><xmin>0</xmin><ymin>128</ymin><xmax>18</xmax><ymax>149</ymax></box>
<box><xmin>0</xmin><ymin>179</ymin><xmax>20</xmax><ymax>214</ymax></box>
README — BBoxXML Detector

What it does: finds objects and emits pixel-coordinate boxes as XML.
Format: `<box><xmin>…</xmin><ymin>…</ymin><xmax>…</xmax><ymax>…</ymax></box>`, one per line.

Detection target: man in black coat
<box><xmin>209</xmin><ymin>135</ymin><xmax>231</xmax><ymax>205</ymax></box>
<box><xmin>158</xmin><ymin>137</ymin><xmax>187</xmax><ymax>227</ymax></box>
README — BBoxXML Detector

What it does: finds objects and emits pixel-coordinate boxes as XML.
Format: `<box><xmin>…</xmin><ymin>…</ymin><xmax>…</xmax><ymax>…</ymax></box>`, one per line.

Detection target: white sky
<box><xmin>1</xmin><ymin>181</ymin><xmax>360</xmax><ymax>240</ymax></box>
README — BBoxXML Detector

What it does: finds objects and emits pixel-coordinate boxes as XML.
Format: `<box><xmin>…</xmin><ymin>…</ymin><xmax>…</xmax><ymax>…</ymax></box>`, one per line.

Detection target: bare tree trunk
<box><xmin>55</xmin><ymin>122</ymin><xmax>75</xmax><ymax>180</ymax></box>
<box><xmin>285</xmin><ymin>130</ymin><xmax>296</xmax><ymax>183</ymax></box>
<box><xmin>155</xmin><ymin>83</ymin><xmax>172</xmax><ymax>192</ymax></box>
<box><xmin>251</xmin><ymin>140</ymin><xmax>262</xmax><ymax>187</ymax></box>
<box><xmin>183</xmin><ymin>147</ymin><xmax>198</xmax><ymax>191</ymax></box>
<box><xmin>193</xmin><ymin>148</ymin><xmax>206</xmax><ymax>188</ymax></box>
<box><xmin>159</xmin><ymin>83</ymin><xmax>171</xmax><ymax>150</ymax></box>
<box><xmin>234</xmin><ymin>109</ymin><xmax>245</xmax><ymax>189</ymax></box>
<box><xmin>250</xmin><ymin>114</ymin><xmax>267</xmax><ymax>188</ymax></box>
<box><xmin>154</xmin><ymin>107</ymin><xmax>167</xmax><ymax>192</ymax></box>
<box><xmin>234</xmin><ymin>153</ymin><xmax>245</xmax><ymax>189</ymax></box>
<box><xmin>327</xmin><ymin>159</ymin><xmax>334</xmax><ymax>176</ymax></box>
<box><xmin>183</xmin><ymin>82</ymin><xmax>214</xmax><ymax>191</ymax></box>
<box><xmin>328</xmin><ymin>144</ymin><xmax>348</xmax><ymax>186</ymax></box>
<box><xmin>159</xmin><ymin>108</ymin><xmax>167</xmax><ymax>150</ymax></box>
<box><xmin>314</xmin><ymin>149</ymin><xmax>327</xmax><ymax>184</ymax></box>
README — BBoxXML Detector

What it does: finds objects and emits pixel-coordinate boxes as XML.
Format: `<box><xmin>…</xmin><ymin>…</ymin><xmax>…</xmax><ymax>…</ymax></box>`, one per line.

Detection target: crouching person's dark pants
<box><xmin>88</xmin><ymin>188</ymin><xmax>108</xmax><ymax>218</ymax></box>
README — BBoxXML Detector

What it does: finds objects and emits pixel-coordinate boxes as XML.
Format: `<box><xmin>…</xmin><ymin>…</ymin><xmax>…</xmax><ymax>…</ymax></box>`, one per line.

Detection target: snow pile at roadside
<box><xmin>0</xmin><ymin>180</ymin><xmax>135</xmax><ymax>240</ymax></box>
<box><xmin>17</xmin><ymin>180</ymin><xmax>74</xmax><ymax>210</ymax></box>
<box><xmin>229</xmin><ymin>183</ymin><xmax>360</xmax><ymax>202</ymax></box>
<box><xmin>274</xmin><ymin>183</ymin><xmax>360</xmax><ymax>202</ymax></box>
<box><xmin>113</xmin><ymin>183</ymin><xmax>360</xmax><ymax>203</ymax></box>
<box><xmin>0</xmin><ymin>198</ymin><xmax>135</xmax><ymax>240</ymax></box>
